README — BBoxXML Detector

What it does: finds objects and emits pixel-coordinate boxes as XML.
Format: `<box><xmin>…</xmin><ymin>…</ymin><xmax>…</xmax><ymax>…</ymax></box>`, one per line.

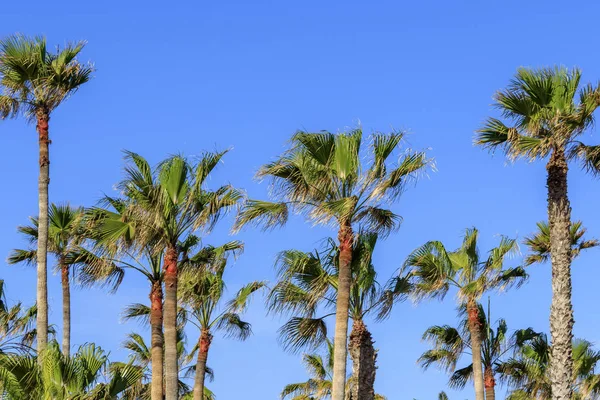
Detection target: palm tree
<box><xmin>235</xmin><ymin>127</ymin><xmax>430</xmax><ymax>400</ymax></box>
<box><xmin>269</xmin><ymin>232</ymin><xmax>411</xmax><ymax>400</ymax></box>
<box><xmin>179</xmin><ymin>244</ymin><xmax>265</xmax><ymax>400</ymax></box>
<box><xmin>99</xmin><ymin>151</ymin><xmax>241</xmax><ymax>400</ymax></box>
<box><xmin>0</xmin><ymin>340</ymin><xmax>142</xmax><ymax>399</ymax></box>
<box><xmin>403</xmin><ymin>228</ymin><xmax>526</xmax><ymax>400</ymax></box>
<box><xmin>0</xmin><ymin>35</ymin><xmax>93</xmax><ymax>353</ymax></box>
<box><xmin>497</xmin><ymin>334</ymin><xmax>600</xmax><ymax>399</ymax></box>
<box><xmin>8</xmin><ymin>203</ymin><xmax>88</xmax><ymax>356</ymax></box>
<box><xmin>418</xmin><ymin>301</ymin><xmax>539</xmax><ymax>400</ymax></box>
<box><xmin>523</xmin><ymin>220</ymin><xmax>598</xmax><ymax>266</ymax></box>
<box><xmin>281</xmin><ymin>339</ymin><xmax>386</xmax><ymax>400</ymax></box>
<box><xmin>0</xmin><ymin>280</ymin><xmax>37</xmax><ymax>355</ymax></box>
<box><xmin>475</xmin><ymin>67</ymin><xmax>600</xmax><ymax>399</ymax></box>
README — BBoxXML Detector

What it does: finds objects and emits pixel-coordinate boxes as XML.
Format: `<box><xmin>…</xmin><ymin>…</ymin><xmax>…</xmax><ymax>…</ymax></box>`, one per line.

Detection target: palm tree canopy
<box><xmin>404</xmin><ymin>227</ymin><xmax>526</xmax><ymax>303</ymax></box>
<box><xmin>268</xmin><ymin>232</ymin><xmax>412</xmax><ymax>353</ymax></box>
<box><xmin>0</xmin><ymin>34</ymin><xmax>93</xmax><ymax>119</ymax></box>
<box><xmin>475</xmin><ymin>67</ymin><xmax>600</xmax><ymax>174</ymax></box>
<box><xmin>0</xmin><ymin>280</ymin><xmax>37</xmax><ymax>354</ymax></box>
<box><xmin>235</xmin><ymin>128</ymin><xmax>430</xmax><ymax>233</ymax></box>
<box><xmin>523</xmin><ymin>220</ymin><xmax>598</xmax><ymax>266</ymax></box>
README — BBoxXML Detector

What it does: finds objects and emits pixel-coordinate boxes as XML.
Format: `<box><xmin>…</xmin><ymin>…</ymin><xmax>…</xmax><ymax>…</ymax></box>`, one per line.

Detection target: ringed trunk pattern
<box><xmin>348</xmin><ymin>320</ymin><xmax>376</xmax><ymax>400</ymax></box>
<box><xmin>467</xmin><ymin>300</ymin><xmax>485</xmax><ymax>400</ymax></box>
<box><xmin>150</xmin><ymin>281</ymin><xmax>164</xmax><ymax>400</ymax></box>
<box><xmin>193</xmin><ymin>328</ymin><xmax>212</xmax><ymax>400</ymax></box>
<box><xmin>331</xmin><ymin>221</ymin><xmax>353</xmax><ymax>400</ymax></box>
<box><xmin>547</xmin><ymin>149</ymin><xmax>574</xmax><ymax>400</ymax></box>
<box><xmin>484</xmin><ymin>366</ymin><xmax>495</xmax><ymax>400</ymax></box>
<box><xmin>163</xmin><ymin>246</ymin><xmax>179</xmax><ymax>400</ymax></box>
<box><xmin>60</xmin><ymin>260</ymin><xmax>70</xmax><ymax>356</ymax></box>
<box><xmin>36</xmin><ymin>109</ymin><xmax>50</xmax><ymax>354</ymax></box>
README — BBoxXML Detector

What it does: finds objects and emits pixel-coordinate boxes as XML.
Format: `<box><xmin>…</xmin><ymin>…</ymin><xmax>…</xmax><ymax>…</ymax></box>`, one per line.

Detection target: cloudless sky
<box><xmin>2</xmin><ymin>1</ymin><xmax>600</xmax><ymax>399</ymax></box>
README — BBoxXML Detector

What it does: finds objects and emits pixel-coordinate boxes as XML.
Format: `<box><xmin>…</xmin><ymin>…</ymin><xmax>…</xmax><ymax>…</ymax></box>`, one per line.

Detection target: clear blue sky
<box><xmin>2</xmin><ymin>1</ymin><xmax>600</xmax><ymax>398</ymax></box>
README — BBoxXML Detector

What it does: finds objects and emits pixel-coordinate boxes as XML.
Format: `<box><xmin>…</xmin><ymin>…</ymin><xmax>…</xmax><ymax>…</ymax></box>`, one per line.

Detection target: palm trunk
<box><xmin>467</xmin><ymin>300</ymin><xmax>485</xmax><ymax>400</ymax></box>
<box><xmin>546</xmin><ymin>149</ymin><xmax>574</xmax><ymax>400</ymax></box>
<box><xmin>331</xmin><ymin>221</ymin><xmax>353</xmax><ymax>400</ymax></box>
<box><xmin>163</xmin><ymin>245</ymin><xmax>179</xmax><ymax>400</ymax></box>
<box><xmin>150</xmin><ymin>281</ymin><xmax>164</xmax><ymax>400</ymax></box>
<box><xmin>348</xmin><ymin>320</ymin><xmax>376</xmax><ymax>400</ymax></box>
<box><xmin>60</xmin><ymin>259</ymin><xmax>70</xmax><ymax>357</ymax></box>
<box><xmin>193</xmin><ymin>328</ymin><xmax>212</xmax><ymax>400</ymax></box>
<box><xmin>36</xmin><ymin>108</ymin><xmax>50</xmax><ymax>354</ymax></box>
<box><xmin>484</xmin><ymin>366</ymin><xmax>495</xmax><ymax>400</ymax></box>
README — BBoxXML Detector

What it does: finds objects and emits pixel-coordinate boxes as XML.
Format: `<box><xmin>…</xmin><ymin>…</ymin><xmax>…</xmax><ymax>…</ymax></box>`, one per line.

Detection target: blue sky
<box><xmin>2</xmin><ymin>0</ymin><xmax>600</xmax><ymax>398</ymax></box>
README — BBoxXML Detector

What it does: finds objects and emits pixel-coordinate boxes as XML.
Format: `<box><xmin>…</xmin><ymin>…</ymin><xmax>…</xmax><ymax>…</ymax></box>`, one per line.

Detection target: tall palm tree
<box><xmin>497</xmin><ymin>334</ymin><xmax>600</xmax><ymax>399</ymax></box>
<box><xmin>0</xmin><ymin>280</ymin><xmax>37</xmax><ymax>355</ymax></box>
<box><xmin>269</xmin><ymin>232</ymin><xmax>411</xmax><ymax>400</ymax></box>
<box><xmin>281</xmin><ymin>339</ymin><xmax>386</xmax><ymax>400</ymax></box>
<box><xmin>523</xmin><ymin>220</ymin><xmax>598</xmax><ymax>266</ymax></box>
<box><xmin>111</xmin><ymin>151</ymin><xmax>242</xmax><ymax>400</ymax></box>
<box><xmin>418</xmin><ymin>301</ymin><xmax>538</xmax><ymax>400</ymax></box>
<box><xmin>476</xmin><ymin>67</ymin><xmax>600</xmax><ymax>400</ymax></box>
<box><xmin>0</xmin><ymin>35</ymin><xmax>93</xmax><ymax>353</ymax></box>
<box><xmin>179</xmin><ymin>244</ymin><xmax>264</xmax><ymax>400</ymax></box>
<box><xmin>235</xmin><ymin>128</ymin><xmax>430</xmax><ymax>400</ymax></box>
<box><xmin>403</xmin><ymin>228</ymin><xmax>526</xmax><ymax>400</ymax></box>
<box><xmin>8</xmin><ymin>203</ymin><xmax>87</xmax><ymax>356</ymax></box>
<box><xmin>0</xmin><ymin>340</ymin><xmax>142</xmax><ymax>399</ymax></box>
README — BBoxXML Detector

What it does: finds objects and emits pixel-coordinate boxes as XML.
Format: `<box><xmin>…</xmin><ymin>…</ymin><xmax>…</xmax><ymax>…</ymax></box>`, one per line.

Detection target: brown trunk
<box><xmin>163</xmin><ymin>246</ymin><xmax>179</xmax><ymax>400</ymax></box>
<box><xmin>348</xmin><ymin>320</ymin><xmax>376</xmax><ymax>400</ymax></box>
<box><xmin>150</xmin><ymin>281</ymin><xmax>164</xmax><ymax>400</ymax></box>
<box><xmin>331</xmin><ymin>221</ymin><xmax>353</xmax><ymax>400</ymax></box>
<box><xmin>193</xmin><ymin>329</ymin><xmax>212</xmax><ymax>400</ymax></box>
<box><xmin>484</xmin><ymin>366</ymin><xmax>495</xmax><ymax>400</ymax></box>
<box><xmin>467</xmin><ymin>300</ymin><xmax>485</xmax><ymax>400</ymax></box>
<box><xmin>546</xmin><ymin>149</ymin><xmax>574</xmax><ymax>400</ymax></box>
<box><xmin>60</xmin><ymin>260</ymin><xmax>70</xmax><ymax>357</ymax></box>
<box><xmin>36</xmin><ymin>109</ymin><xmax>50</xmax><ymax>355</ymax></box>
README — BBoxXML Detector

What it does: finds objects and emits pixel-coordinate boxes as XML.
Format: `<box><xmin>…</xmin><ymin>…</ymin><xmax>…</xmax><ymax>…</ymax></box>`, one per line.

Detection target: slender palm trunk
<box><xmin>150</xmin><ymin>281</ymin><xmax>164</xmax><ymax>400</ymax></box>
<box><xmin>547</xmin><ymin>149</ymin><xmax>574</xmax><ymax>400</ymax></box>
<box><xmin>484</xmin><ymin>366</ymin><xmax>495</xmax><ymax>400</ymax></box>
<box><xmin>348</xmin><ymin>320</ymin><xmax>376</xmax><ymax>400</ymax></box>
<box><xmin>331</xmin><ymin>221</ymin><xmax>353</xmax><ymax>400</ymax></box>
<box><xmin>467</xmin><ymin>299</ymin><xmax>485</xmax><ymax>400</ymax></box>
<box><xmin>193</xmin><ymin>328</ymin><xmax>212</xmax><ymax>400</ymax></box>
<box><xmin>163</xmin><ymin>245</ymin><xmax>179</xmax><ymax>400</ymax></box>
<box><xmin>36</xmin><ymin>108</ymin><xmax>50</xmax><ymax>354</ymax></box>
<box><xmin>60</xmin><ymin>259</ymin><xmax>70</xmax><ymax>357</ymax></box>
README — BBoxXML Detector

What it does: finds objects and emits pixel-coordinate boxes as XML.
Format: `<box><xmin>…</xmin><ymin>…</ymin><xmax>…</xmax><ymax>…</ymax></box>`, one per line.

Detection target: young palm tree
<box><xmin>497</xmin><ymin>334</ymin><xmax>600</xmax><ymax>399</ymax></box>
<box><xmin>8</xmin><ymin>203</ymin><xmax>87</xmax><ymax>356</ymax></box>
<box><xmin>0</xmin><ymin>340</ymin><xmax>142</xmax><ymax>399</ymax></box>
<box><xmin>476</xmin><ymin>67</ymin><xmax>600</xmax><ymax>400</ymax></box>
<box><xmin>0</xmin><ymin>35</ymin><xmax>93</xmax><ymax>353</ymax></box>
<box><xmin>269</xmin><ymin>232</ymin><xmax>411</xmax><ymax>400</ymax></box>
<box><xmin>0</xmin><ymin>280</ymin><xmax>37</xmax><ymax>355</ymax></box>
<box><xmin>418</xmin><ymin>302</ymin><xmax>538</xmax><ymax>400</ymax></box>
<box><xmin>403</xmin><ymin>228</ymin><xmax>526</xmax><ymax>400</ymax></box>
<box><xmin>179</xmin><ymin>245</ymin><xmax>264</xmax><ymax>400</ymax></box>
<box><xmin>103</xmin><ymin>151</ymin><xmax>241</xmax><ymax>400</ymax></box>
<box><xmin>523</xmin><ymin>220</ymin><xmax>598</xmax><ymax>266</ymax></box>
<box><xmin>236</xmin><ymin>128</ymin><xmax>430</xmax><ymax>400</ymax></box>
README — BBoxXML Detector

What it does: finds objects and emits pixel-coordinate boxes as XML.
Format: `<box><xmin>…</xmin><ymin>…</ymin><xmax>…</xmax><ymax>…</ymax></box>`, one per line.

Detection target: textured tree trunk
<box><xmin>467</xmin><ymin>299</ymin><xmax>485</xmax><ymax>400</ymax></box>
<box><xmin>484</xmin><ymin>366</ymin><xmax>495</xmax><ymax>400</ymax></box>
<box><xmin>150</xmin><ymin>281</ymin><xmax>164</xmax><ymax>400</ymax></box>
<box><xmin>60</xmin><ymin>260</ymin><xmax>70</xmax><ymax>357</ymax></box>
<box><xmin>163</xmin><ymin>246</ymin><xmax>178</xmax><ymax>400</ymax></box>
<box><xmin>331</xmin><ymin>221</ymin><xmax>353</xmax><ymax>400</ymax></box>
<box><xmin>36</xmin><ymin>109</ymin><xmax>50</xmax><ymax>355</ymax></box>
<box><xmin>348</xmin><ymin>320</ymin><xmax>376</xmax><ymax>400</ymax></box>
<box><xmin>546</xmin><ymin>149</ymin><xmax>574</xmax><ymax>400</ymax></box>
<box><xmin>193</xmin><ymin>328</ymin><xmax>212</xmax><ymax>400</ymax></box>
